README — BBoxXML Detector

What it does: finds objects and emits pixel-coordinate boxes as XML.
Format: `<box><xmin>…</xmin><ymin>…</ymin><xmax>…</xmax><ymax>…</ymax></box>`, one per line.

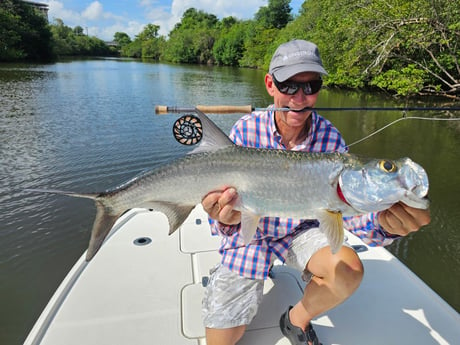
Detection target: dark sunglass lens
<box><xmin>278</xmin><ymin>84</ymin><xmax>291</xmax><ymax>94</ymax></box>
<box><xmin>285</xmin><ymin>83</ymin><xmax>299</xmax><ymax>95</ymax></box>
<box><xmin>273</xmin><ymin>76</ymin><xmax>322</xmax><ymax>95</ymax></box>
<box><xmin>275</xmin><ymin>80</ymin><xmax>298</xmax><ymax>95</ymax></box>
<box><xmin>302</xmin><ymin>83</ymin><xmax>313</xmax><ymax>95</ymax></box>
<box><xmin>304</xmin><ymin>80</ymin><xmax>322</xmax><ymax>95</ymax></box>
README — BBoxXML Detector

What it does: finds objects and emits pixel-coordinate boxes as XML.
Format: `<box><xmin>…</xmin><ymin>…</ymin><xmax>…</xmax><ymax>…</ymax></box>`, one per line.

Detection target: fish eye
<box><xmin>379</xmin><ymin>160</ymin><xmax>396</xmax><ymax>173</ymax></box>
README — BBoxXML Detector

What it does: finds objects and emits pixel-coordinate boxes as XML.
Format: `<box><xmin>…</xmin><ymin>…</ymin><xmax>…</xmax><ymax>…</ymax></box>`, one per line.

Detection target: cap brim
<box><xmin>272</xmin><ymin>64</ymin><xmax>328</xmax><ymax>82</ymax></box>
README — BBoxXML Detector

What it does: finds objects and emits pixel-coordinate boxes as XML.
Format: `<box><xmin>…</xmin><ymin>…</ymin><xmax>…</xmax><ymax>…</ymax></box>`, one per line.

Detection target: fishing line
<box><xmin>155</xmin><ymin>104</ymin><xmax>460</xmax><ymax>148</ymax></box>
<box><xmin>269</xmin><ymin>106</ymin><xmax>460</xmax><ymax>112</ymax></box>
<box><xmin>347</xmin><ymin>114</ymin><xmax>460</xmax><ymax>148</ymax></box>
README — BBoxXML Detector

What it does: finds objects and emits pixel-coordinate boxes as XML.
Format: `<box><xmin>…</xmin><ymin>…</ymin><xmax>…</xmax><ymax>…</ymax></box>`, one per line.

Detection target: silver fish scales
<box><xmin>27</xmin><ymin>109</ymin><xmax>429</xmax><ymax>260</ymax></box>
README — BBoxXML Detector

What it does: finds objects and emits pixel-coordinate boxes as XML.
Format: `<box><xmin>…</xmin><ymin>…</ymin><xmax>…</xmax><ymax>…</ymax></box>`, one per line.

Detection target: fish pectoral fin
<box><xmin>240</xmin><ymin>211</ymin><xmax>260</xmax><ymax>245</ymax></box>
<box><xmin>145</xmin><ymin>202</ymin><xmax>195</xmax><ymax>235</ymax></box>
<box><xmin>317</xmin><ymin>210</ymin><xmax>345</xmax><ymax>255</ymax></box>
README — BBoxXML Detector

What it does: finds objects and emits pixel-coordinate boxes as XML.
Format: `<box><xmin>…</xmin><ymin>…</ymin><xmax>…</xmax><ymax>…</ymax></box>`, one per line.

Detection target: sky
<box><xmin>42</xmin><ymin>0</ymin><xmax>304</xmax><ymax>41</ymax></box>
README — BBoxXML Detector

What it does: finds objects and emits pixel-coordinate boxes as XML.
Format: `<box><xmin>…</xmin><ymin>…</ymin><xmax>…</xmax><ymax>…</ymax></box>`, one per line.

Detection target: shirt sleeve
<box><xmin>343</xmin><ymin>213</ymin><xmax>400</xmax><ymax>246</ymax></box>
<box><xmin>229</xmin><ymin>116</ymin><xmax>247</xmax><ymax>146</ymax></box>
<box><xmin>208</xmin><ymin>217</ymin><xmax>241</xmax><ymax>236</ymax></box>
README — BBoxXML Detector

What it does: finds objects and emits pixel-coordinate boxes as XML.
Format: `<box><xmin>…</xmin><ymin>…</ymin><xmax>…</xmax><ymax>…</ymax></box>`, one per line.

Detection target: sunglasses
<box><xmin>272</xmin><ymin>76</ymin><xmax>323</xmax><ymax>95</ymax></box>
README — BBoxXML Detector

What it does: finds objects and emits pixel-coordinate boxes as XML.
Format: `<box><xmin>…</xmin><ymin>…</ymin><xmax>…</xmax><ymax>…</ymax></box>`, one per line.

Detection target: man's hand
<box><xmin>378</xmin><ymin>202</ymin><xmax>431</xmax><ymax>236</ymax></box>
<box><xmin>201</xmin><ymin>187</ymin><xmax>241</xmax><ymax>225</ymax></box>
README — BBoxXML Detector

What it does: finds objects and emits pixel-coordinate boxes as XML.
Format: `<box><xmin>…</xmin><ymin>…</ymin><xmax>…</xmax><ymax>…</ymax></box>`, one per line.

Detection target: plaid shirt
<box><xmin>209</xmin><ymin>108</ymin><xmax>395</xmax><ymax>280</ymax></box>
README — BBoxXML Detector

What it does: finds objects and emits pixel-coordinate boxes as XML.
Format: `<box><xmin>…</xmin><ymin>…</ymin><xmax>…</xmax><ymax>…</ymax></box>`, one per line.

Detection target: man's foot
<box><xmin>279</xmin><ymin>306</ymin><xmax>321</xmax><ymax>345</ymax></box>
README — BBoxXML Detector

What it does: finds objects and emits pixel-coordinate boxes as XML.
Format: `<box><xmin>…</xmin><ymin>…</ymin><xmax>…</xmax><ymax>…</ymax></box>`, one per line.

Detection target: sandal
<box><xmin>280</xmin><ymin>306</ymin><xmax>321</xmax><ymax>345</ymax></box>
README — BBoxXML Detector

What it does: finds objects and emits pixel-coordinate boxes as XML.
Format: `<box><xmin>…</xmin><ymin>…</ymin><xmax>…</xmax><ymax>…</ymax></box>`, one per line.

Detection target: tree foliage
<box><xmin>238</xmin><ymin>0</ymin><xmax>293</xmax><ymax>68</ymax></box>
<box><xmin>296</xmin><ymin>0</ymin><xmax>460</xmax><ymax>98</ymax></box>
<box><xmin>254</xmin><ymin>0</ymin><xmax>292</xmax><ymax>30</ymax></box>
<box><xmin>114</xmin><ymin>32</ymin><xmax>131</xmax><ymax>47</ymax></box>
<box><xmin>121</xmin><ymin>24</ymin><xmax>165</xmax><ymax>59</ymax></box>
<box><xmin>0</xmin><ymin>0</ymin><xmax>53</xmax><ymax>61</ymax></box>
<box><xmin>163</xmin><ymin>8</ymin><xmax>219</xmax><ymax>64</ymax></box>
<box><xmin>49</xmin><ymin>19</ymin><xmax>112</xmax><ymax>57</ymax></box>
<box><xmin>2</xmin><ymin>0</ymin><xmax>458</xmax><ymax>98</ymax></box>
<box><xmin>213</xmin><ymin>18</ymin><xmax>249</xmax><ymax>66</ymax></box>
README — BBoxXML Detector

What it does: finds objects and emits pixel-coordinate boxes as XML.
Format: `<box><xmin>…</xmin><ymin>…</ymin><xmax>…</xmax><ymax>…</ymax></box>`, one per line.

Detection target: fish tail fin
<box><xmin>25</xmin><ymin>188</ymin><xmax>100</xmax><ymax>200</ymax></box>
<box><xmin>26</xmin><ymin>188</ymin><xmax>120</xmax><ymax>261</ymax></box>
<box><xmin>86</xmin><ymin>201</ymin><xmax>195</xmax><ymax>261</ymax></box>
<box><xmin>26</xmin><ymin>190</ymin><xmax>196</xmax><ymax>260</ymax></box>
<box><xmin>318</xmin><ymin>210</ymin><xmax>345</xmax><ymax>254</ymax></box>
<box><xmin>85</xmin><ymin>201</ymin><xmax>120</xmax><ymax>261</ymax></box>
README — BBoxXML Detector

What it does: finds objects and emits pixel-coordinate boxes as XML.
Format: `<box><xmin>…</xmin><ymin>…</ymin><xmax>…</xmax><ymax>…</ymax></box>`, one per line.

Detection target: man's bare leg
<box><xmin>205</xmin><ymin>325</ymin><xmax>246</xmax><ymax>345</ymax></box>
<box><xmin>289</xmin><ymin>246</ymin><xmax>364</xmax><ymax>341</ymax></box>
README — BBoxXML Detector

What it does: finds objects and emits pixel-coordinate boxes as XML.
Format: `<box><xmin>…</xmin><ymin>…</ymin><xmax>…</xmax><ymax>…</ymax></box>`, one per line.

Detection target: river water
<box><xmin>1</xmin><ymin>59</ymin><xmax>459</xmax><ymax>344</ymax></box>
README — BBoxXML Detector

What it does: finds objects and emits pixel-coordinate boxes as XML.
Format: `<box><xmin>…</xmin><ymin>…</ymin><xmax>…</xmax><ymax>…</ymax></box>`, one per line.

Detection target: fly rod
<box><xmin>155</xmin><ymin>105</ymin><xmax>460</xmax><ymax>114</ymax></box>
<box><xmin>155</xmin><ymin>105</ymin><xmax>253</xmax><ymax>114</ymax></box>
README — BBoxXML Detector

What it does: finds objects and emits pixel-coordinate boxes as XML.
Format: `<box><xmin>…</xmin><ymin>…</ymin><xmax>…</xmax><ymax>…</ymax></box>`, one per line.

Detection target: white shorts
<box><xmin>202</xmin><ymin>227</ymin><xmax>340</xmax><ymax>329</ymax></box>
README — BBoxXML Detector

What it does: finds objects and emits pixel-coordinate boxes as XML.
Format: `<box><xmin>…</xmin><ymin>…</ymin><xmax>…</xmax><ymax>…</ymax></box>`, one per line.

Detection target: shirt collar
<box><xmin>267</xmin><ymin>105</ymin><xmax>279</xmax><ymax>137</ymax></box>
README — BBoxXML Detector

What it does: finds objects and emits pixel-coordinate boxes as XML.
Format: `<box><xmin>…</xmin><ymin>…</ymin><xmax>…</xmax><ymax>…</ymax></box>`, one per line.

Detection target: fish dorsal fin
<box><xmin>188</xmin><ymin>108</ymin><xmax>234</xmax><ymax>154</ymax></box>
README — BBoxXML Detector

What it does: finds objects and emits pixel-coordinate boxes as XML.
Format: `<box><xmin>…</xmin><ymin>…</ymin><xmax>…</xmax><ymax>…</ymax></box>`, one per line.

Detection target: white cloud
<box><xmin>139</xmin><ymin>0</ymin><xmax>157</xmax><ymax>6</ymax></box>
<box><xmin>45</xmin><ymin>0</ymin><xmax>273</xmax><ymax>41</ymax></box>
<box><xmin>47</xmin><ymin>0</ymin><xmax>82</xmax><ymax>24</ymax></box>
<box><xmin>170</xmin><ymin>0</ymin><xmax>266</xmax><ymax>20</ymax></box>
<box><xmin>82</xmin><ymin>1</ymin><xmax>125</xmax><ymax>22</ymax></box>
<box><xmin>141</xmin><ymin>0</ymin><xmax>266</xmax><ymax>37</ymax></box>
<box><xmin>82</xmin><ymin>1</ymin><xmax>104</xmax><ymax>21</ymax></box>
<box><xmin>96</xmin><ymin>21</ymin><xmax>147</xmax><ymax>41</ymax></box>
<box><xmin>143</xmin><ymin>6</ymin><xmax>175</xmax><ymax>36</ymax></box>
<box><xmin>194</xmin><ymin>0</ymin><xmax>305</xmax><ymax>19</ymax></box>
<box><xmin>46</xmin><ymin>0</ymin><xmax>134</xmax><ymax>39</ymax></box>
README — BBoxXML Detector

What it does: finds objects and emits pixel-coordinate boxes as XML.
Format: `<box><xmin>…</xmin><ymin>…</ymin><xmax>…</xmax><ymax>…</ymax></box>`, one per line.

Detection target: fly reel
<box><xmin>173</xmin><ymin>114</ymin><xmax>203</xmax><ymax>145</ymax></box>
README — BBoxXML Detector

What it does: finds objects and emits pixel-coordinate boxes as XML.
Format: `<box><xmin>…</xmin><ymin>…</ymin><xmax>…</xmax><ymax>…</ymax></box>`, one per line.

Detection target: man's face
<box><xmin>265</xmin><ymin>71</ymin><xmax>321</xmax><ymax>130</ymax></box>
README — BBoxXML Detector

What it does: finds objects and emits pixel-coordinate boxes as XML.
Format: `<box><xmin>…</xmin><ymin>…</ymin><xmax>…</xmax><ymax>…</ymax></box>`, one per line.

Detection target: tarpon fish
<box><xmin>28</xmin><ymin>109</ymin><xmax>429</xmax><ymax>261</ymax></box>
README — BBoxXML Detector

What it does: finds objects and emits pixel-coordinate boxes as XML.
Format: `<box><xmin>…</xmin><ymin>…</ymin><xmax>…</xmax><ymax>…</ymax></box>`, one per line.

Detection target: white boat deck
<box><xmin>24</xmin><ymin>206</ymin><xmax>460</xmax><ymax>345</ymax></box>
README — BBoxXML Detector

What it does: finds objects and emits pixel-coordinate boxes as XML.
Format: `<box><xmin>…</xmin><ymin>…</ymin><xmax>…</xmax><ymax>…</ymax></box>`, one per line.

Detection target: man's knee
<box><xmin>308</xmin><ymin>245</ymin><xmax>364</xmax><ymax>298</ymax></box>
<box><xmin>334</xmin><ymin>246</ymin><xmax>364</xmax><ymax>297</ymax></box>
<box><xmin>206</xmin><ymin>325</ymin><xmax>246</xmax><ymax>345</ymax></box>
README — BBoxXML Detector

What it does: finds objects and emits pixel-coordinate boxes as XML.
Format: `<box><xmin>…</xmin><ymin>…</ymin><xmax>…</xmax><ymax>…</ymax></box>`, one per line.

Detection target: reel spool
<box><xmin>173</xmin><ymin>114</ymin><xmax>203</xmax><ymax>145</ymax></box>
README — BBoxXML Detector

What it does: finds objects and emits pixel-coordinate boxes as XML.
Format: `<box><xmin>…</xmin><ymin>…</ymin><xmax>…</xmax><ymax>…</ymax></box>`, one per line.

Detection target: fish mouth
<box><xmin>398</xmin><ymin>159</ymin><xmax>430</xmax><ymax>209</ymax></box>
<box><xmin>400</xmin><ymin>190</ymin><xmax>430</xmax><ymax>209</ymax></box>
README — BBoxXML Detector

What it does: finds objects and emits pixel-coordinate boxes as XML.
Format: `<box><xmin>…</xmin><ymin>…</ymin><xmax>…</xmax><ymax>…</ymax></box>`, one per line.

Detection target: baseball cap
<box><xmin>269</xmin><ymin>40</ymin><xmax>328</xmax><ymax>82</ymax></box>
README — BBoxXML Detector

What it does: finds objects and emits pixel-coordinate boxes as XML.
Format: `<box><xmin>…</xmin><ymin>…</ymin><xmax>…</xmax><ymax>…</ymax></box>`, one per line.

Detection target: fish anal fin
<box><xmin>317</xmin><ymin>210</ymin><xmax>345</xmax><ymax>254</ymax></box>
<box><xmin>145</xmin><ymin>202</ymin><xmax>195</xmax><ymax>235</ymax></box>
<box><xmin>240</xmin><ymin>211</ymin><xmax>260</xmax><ymax>244</ymax></box>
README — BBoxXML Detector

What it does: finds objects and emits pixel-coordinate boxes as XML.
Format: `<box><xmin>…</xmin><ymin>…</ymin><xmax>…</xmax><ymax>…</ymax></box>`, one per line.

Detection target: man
<box><xmin>201</xmin><ymin>39</ymin><xmax>430</xmax><ymax>345</ymax></box>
